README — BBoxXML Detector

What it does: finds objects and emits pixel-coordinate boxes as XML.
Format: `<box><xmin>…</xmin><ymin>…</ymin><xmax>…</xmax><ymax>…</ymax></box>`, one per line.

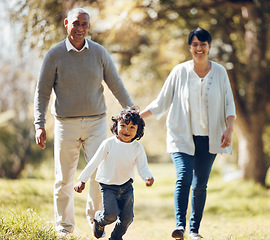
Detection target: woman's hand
<box><xmin>220</xmin><ymin>116</ymin><xmax>235</xmax><ymax>148</ymax></box>
<box><xmin>220</xmin><ymin>128</ymin><xmax>232</xmax><ymax>148</ymax></box>
<box><xmin>140</xmin><ymin>109</ymin><xmax>153</xmax><ymax>119</ymax></box>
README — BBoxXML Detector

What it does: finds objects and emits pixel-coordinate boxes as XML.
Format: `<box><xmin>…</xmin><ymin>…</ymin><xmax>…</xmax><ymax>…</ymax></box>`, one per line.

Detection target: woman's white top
<box><xmin>78</xmin><ymin>136</ymin><xmax>153</xmax><ymax>185</ymax></box>
<box><xmin>146</xmin><ymin>60</ymin><xmax>236</xmax><ymax>155</ymax></box>
<box><xmin>188</xmin><ymin>62</ymin><xmax>211</xmax><ymax>136</ymax></box>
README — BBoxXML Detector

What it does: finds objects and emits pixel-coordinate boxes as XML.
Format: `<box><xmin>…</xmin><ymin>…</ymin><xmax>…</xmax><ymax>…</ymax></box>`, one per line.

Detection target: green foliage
<box><xmin>263</xmin><ymin>125</ymin><xmax>270</xmax><ymax>165</ymax></box>
<box><xmin>0</xmin><ymin>119</ymin><xmax>52</xmax><ymax>179</ymax></box>
<box><xmin>8</xmin><ymin>0</ymin><xmax>270</xmax><ymax>110</ymax></box>
<box><xmin>9</xmin><ymin>0</ymin><xmax>69</xmax><ymax>56</ymax></box>
<box><xmin>0</xmin><ymin>209</ymin><xmax>56</xmax><ymax>240</ymax></box>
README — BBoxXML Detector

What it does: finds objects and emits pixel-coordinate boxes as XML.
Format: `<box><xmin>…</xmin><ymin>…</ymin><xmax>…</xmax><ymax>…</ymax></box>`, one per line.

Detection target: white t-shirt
<box><xmin>78</xmin><ymin>136</ymin><xmax>153</xmax><ymax>185</ymax></box>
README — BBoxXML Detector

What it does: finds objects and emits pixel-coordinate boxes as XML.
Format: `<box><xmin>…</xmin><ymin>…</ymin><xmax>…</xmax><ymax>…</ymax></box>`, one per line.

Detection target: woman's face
<box><xmin>189</xmin><ymin>36</ymin><xmax>211</xmax><ymax>62</ymax></box>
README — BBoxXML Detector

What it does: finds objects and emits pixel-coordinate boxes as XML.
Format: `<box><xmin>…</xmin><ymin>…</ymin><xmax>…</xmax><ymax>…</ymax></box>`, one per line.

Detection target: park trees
<box><xmin>7</xmin><ymin>0</ymin><xmax>270</xmax><ymax>184</ymax></box>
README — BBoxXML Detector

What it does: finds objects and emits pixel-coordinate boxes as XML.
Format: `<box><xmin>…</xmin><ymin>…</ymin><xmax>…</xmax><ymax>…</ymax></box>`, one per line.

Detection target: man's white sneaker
<box><xmin>56</xmin><ymin>229</ymin><xmax>69</xmax><ymax>237</ymax></box>
<box><xmin>189</xmin><ymin>232</ymin><xmax>203</xmax><ymax>240</ymax></box>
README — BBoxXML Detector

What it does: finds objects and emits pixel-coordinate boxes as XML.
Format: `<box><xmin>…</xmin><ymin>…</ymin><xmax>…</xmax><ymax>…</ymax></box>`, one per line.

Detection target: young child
<box><xmin>74</xmin><ymin>106</ymin><xmax>154</xmax><ymax>239</ymax></box>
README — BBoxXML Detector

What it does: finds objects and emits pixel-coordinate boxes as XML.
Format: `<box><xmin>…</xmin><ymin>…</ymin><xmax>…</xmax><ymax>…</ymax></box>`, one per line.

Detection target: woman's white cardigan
<box><xmin>146</xmin><ymin>60</ymin><xmax>236</xmax><ymax>155</ymax></box>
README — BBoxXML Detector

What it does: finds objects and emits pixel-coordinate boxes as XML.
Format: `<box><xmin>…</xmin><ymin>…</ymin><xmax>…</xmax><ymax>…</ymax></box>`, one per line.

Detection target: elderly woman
<box><xmin>140</xmin><ymin>28</ymin><xmax>236</xmax><ymax>240</ymax></box>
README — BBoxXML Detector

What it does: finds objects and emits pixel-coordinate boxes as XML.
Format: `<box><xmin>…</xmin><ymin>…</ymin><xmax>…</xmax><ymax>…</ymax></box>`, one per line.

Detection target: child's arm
<box><xmin>77</xmin><ymin>140</ymin><xmax>108</xmax><ymax>184</ymax></box>
<box><xmin>136</xmin><ymin>144</ymin><xmax>154</xmax><ymax>187</ymax></box>
<box><xmin>145</xmin><ymin>177</ymin><xmax>154</xmax><ymax>187</ymax></box>
<box><xmin>74</xmin><ymin>181</ymin><xmax>85</xmax><ymax>193</ymax></box>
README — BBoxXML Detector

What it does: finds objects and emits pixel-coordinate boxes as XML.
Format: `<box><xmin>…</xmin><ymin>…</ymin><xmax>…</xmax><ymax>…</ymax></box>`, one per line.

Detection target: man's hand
<box><xmin>74</xmin><ymin>181</ymin><xmax>85</xmax><ymax>193</ymax></box>
<box><xmin>35</xmin><ymin>128</ymin><xmax>47</xmax><ymax>149</ymax></box>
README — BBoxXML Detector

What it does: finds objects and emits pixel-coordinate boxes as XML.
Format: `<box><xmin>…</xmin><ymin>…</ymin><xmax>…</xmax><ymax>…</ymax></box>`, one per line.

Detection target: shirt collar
<box><xmin>65</xmin><ymin>37</ymin><xmax>89</xmax><ymax>52</ymax></box>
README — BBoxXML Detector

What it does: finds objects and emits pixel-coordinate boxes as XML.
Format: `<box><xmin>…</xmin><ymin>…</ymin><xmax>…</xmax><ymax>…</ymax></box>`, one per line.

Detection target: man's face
<box><xmin>64</xmin><ymin>12</ymin><xmax>90</xmax><ymax>47</ymax></box>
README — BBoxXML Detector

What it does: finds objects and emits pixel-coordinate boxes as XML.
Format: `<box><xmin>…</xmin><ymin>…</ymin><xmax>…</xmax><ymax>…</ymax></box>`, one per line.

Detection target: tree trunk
<box><xmin>234</xmin><ymin>3</ymin><xmax>269</xmax><ymax>185</ymax></box>
<box><xmin>236</xmin><ymin>116</ymin><xmax>268</xmax><ymax>185</ymax></box>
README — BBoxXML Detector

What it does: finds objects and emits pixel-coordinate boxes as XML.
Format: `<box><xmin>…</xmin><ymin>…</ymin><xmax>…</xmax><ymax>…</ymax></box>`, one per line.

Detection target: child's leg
<box><xmin>96</xmin><ymin>184</ymin><xmax>120</xmax><ymax>226</ymax></box>
<box><xmin>110</xmin><ymin>181</ymin><xmax>134</xmax><ymax>240</ymax></box>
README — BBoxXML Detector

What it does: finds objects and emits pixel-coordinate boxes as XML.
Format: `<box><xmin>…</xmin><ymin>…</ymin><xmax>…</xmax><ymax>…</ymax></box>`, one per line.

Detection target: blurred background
<box><xmin>0</xmin><ymin>0</ymin><xmax>270</xmax><ymax>186</ymax></box>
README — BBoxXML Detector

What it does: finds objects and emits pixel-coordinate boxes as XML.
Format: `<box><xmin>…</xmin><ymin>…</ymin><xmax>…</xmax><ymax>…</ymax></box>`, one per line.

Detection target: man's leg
<box><xmin>86</xmin><ymin>171</ymin><xmax>104</xmax><ymax>227</ymax></box>
<box><xmin>81</xmin><ymin>116</ymin><xmax>107</xmax><ymax>227</ymax></box>
<box><xmin>54</xmin><ymin>117</ymin><xmax>82</xmax><ymax>233</ymax></box>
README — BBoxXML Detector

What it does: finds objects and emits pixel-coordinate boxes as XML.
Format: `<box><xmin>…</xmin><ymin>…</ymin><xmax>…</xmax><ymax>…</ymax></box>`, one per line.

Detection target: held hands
<box><xmin>74</xmin><ymin>181</ymin><xmax>85</xmax><ymax>193</ymax></box>
<box><xmin>35</xmin><ymin>128</ymin><xmax>47</xmax><ymax>149</ymax></box>
<box><xmin>145</xmin><ymin>177</ymin><xmax>154</xmax><ymax>187</ymax></box>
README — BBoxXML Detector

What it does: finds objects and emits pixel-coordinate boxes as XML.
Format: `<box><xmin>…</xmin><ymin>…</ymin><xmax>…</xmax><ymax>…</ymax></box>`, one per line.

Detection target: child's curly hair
<box><xmin>110</xmin><ymin>106</ymin><xmax>145</xmax><ymax>142</ymax></box>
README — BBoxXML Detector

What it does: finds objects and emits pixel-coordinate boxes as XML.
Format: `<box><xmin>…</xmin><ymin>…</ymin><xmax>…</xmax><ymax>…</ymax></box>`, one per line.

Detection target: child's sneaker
<box><xmin>172</xmin><ymin>226</ymin><xmax>185</xmax><ymax>239</ymax></box>
<box><xmin>93</xmin><ymin>211</ymin><xmax>105</xmax><ymax>239</ymax></box>
<box><xmin>189</xmin><ymin>232</ymin><xmax>203</xmax><ymax>240</ymax></box>
<box><xmin>90</xmin><ymin>220</ymin><xmax>106</xmax><ymax>238</ymax></box>
<box><xmin>93</xmin><ymin>219</ymin><xmax>105</xmax><ymax>238</ymax></box>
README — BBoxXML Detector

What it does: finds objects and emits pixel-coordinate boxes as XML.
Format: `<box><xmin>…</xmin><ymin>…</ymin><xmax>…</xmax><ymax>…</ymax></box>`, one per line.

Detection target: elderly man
<box><xmin>34</xmin><ymin>8</ymin><xmax>133</xmax><ymax>236</ymax></box>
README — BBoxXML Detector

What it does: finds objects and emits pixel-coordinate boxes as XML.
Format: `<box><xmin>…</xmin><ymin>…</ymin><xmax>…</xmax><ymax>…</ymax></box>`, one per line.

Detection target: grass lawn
<box><xmin>0</xmin><ymin>163</ymin><xmax>270</xmax><ymax>239</ymax></box>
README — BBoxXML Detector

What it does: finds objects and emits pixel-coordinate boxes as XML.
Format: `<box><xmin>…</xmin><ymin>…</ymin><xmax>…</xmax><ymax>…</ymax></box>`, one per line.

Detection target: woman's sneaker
<box><xmin>189</xmin><ymin>232</ymin><xmax>203</xmax><ymax>240</ymax></box>
<box><xmin>172</xmin><ymin>226</ymin><xmax>185</xmax><ymax>239</ymax></box>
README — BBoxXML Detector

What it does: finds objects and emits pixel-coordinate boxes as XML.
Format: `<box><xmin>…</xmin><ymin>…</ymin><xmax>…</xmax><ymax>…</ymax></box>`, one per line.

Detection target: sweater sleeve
<box><xmin>78</xmin><ymin>140</ymin><xmax>108</xmax><ymax>183</ymax></box>
<box><xmin>223</xmin><ymin>68</ymin><xmax>236</xmax><ymax>119</ymax></box>
<box><xmin>34</xmin><ymin>50</ymin><xmax>57</xmax><ymax>130</ymax></box>
<box><xmin>146</xmin><ymin>66</ymin><xmax>178</xmax><ymax>120</ymax></box>
<box><xmin>101</xmin><ymin>47</ymin><xmax>133</xmax><ymax>108</ymax></box>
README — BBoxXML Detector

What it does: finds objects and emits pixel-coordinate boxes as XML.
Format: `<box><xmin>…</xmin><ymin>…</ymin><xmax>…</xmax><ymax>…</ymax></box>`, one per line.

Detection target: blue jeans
<box><xmin>96</xmin><ymin>179</ymin><xmax>134</xmax><ymax>240</ymax></box>
<box><xmin>171</xmin><ymin>136</ymin><xmax>216</xmax><ymax>234</ymax></box>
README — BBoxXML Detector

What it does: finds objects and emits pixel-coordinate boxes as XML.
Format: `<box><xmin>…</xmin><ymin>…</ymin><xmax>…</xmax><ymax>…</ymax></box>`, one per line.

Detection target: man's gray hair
<box><xmin>67</xmin><ymin>8</ymin><xmax>90</xmax><ymax>22</ymax></box>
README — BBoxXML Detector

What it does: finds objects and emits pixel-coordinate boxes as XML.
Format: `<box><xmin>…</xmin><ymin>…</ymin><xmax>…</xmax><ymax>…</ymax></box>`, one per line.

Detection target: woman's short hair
<box><xmin>188</xmin><ymin>28</ymin><xmax>212</xmax><ymax>45</ymax></box>
<box><xmin>110</xmin><ymin>106</ymin><xmax>145</xmax><ymax>142</ymax></box>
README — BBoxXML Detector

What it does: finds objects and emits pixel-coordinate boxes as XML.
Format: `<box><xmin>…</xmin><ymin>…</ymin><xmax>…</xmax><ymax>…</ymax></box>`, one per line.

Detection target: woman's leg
<box><xmin>189</xmin><ymin>136</ymin><xmax>216</xmax><ymax>234</ymax></box>
<box><xmin>171</xmin><ymin>152</ymin><xmax>194</xmax><ymax>229</ymax></box>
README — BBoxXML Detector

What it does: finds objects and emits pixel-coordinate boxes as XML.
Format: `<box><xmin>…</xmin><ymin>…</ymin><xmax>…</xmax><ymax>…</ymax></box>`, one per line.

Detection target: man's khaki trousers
<box><xmin>54</xmin><ymin>116</ymin><xmax>107</xmax><ymax>233</ymax></box>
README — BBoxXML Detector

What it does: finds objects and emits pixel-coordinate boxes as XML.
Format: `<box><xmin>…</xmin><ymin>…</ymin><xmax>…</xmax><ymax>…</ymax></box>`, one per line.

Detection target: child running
<box><xmin>74</xmin><ymin>106</ymin><xmax>154</xmax><ymax>239</ymax></box>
